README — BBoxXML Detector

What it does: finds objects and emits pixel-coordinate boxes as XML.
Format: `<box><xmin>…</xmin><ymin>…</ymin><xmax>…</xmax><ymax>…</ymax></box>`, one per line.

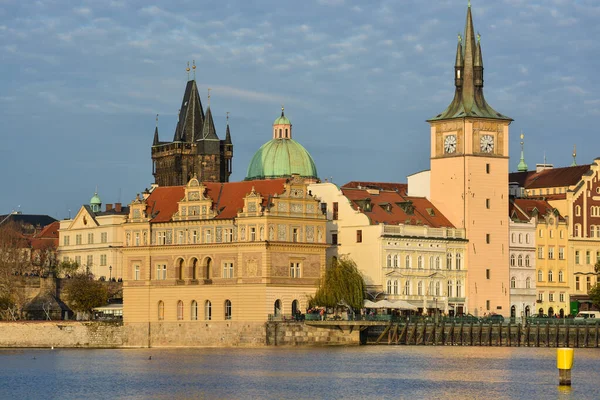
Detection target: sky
<box><xmin>1</xmin><ymin>0</ymin><xmax>600</xmax><ymax>220</ymax></box>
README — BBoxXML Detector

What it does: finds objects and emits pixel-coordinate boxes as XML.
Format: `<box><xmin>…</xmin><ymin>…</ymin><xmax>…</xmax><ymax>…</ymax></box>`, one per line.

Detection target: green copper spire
<box><xmin>517</xmin><ymin>132</ymin><xmax>528</xmax><ymax>172</ymax></box>
<box><xmin>571</xmin><ymin>145</ymin><xmax>577</xmax><ymax>166</ymax></box>
<box><xmin>429</xmin><ymin>1</ymin><xmax>511</xmax><ymax>122</ymax></box>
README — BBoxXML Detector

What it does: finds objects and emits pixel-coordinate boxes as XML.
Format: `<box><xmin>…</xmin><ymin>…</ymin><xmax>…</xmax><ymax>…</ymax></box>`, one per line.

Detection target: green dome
<box><xmin>90</xmin><ymin>193</ymin><xmax>101</xmax><ymax>205</ymax></box>
<box><xmin>273</xmin><ymin>115</ymin><xmax>291</xmax><ymax>125</ymax></box>
<box><xmin>246</xmin><ymin>139</ymin><xmax>318</xmax><ymax>180</ymax></box>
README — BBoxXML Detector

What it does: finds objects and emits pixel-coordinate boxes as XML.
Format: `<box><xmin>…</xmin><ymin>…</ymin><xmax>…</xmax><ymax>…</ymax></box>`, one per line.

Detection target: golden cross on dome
<box><xmin>186</xmin><ymin>61</ymin><xmax>190</xmax><ymax>79</ymax></box>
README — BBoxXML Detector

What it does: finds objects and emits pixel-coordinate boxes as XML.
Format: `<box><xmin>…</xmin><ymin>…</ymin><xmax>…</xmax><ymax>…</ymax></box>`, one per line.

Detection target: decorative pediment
<box><xmin>68</xmin><ymin>206</ymin><xmax>99</xmax><ymax>229</ymax></box>
<box><xmin>173</xmin><ymin>177</ymin><xmax>215</xmax><ymax>221</ymax></box>
<box><xmin>128</xmin><ymin>193</ymin><xmax>148</xmax><ymax>221</ymax></box>
<box><xmin>241</xmin><ymin>187</ymin><xmax>264</xmax><ymax>216</ymax></box>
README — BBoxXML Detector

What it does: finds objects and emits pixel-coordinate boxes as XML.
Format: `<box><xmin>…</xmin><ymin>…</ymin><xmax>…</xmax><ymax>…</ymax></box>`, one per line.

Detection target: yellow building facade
<box><xmin>122</xmin><ymin>176</ymin><xmax>328</xmax><ymax>325</ymax></box>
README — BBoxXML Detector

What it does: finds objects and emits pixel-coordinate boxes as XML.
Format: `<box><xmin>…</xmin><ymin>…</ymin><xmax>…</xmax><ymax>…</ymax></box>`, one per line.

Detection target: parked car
<box><xmin>527</xmin><ymin>314</ymin><xmax>551</xmax><ymax>324</ymax></box>
<box><xmin>574</xmin><ymin>311</ymin><xmax>600</xmax><ymax>323</ymax></box>
<box><xmin>459</xmin><ymin>314</ymin><xmax>480</xmax><ymax>323</ymax></box>
<box><xmin>481</xmin><ymin>313</ymin><xmax>504</xmax><ymax>324</ymax></box>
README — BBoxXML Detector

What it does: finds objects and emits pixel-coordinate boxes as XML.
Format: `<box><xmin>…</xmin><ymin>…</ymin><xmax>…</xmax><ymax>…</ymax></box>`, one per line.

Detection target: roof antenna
<box><xmin>186</xmin><ymin>61</ymin><xmax>190</xmax><ymax>80</ymax></box>
<box><xmin>192</xmin><ymin>60</ymin><xmax>196</xmax><ymax>80</ymax></box>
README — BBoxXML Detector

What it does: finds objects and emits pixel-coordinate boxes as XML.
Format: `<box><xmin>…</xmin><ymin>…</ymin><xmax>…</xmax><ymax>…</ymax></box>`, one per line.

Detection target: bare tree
<box><xmin>0</xmin><ymin>221</ymin><xmax>31</xmax><ymax>316</ymax></box>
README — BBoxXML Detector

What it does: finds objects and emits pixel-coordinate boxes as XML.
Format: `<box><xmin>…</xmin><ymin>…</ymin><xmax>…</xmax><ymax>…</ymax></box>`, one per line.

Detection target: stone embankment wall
<box><xmin>0</xmin><ymin>321</ymin><xmax>124</xmax><ymax>348</ymax></box>
<box><xmin>0</xmin><ymin>321</ymin><xmax>360</xmax><ymax>348</ymax></box>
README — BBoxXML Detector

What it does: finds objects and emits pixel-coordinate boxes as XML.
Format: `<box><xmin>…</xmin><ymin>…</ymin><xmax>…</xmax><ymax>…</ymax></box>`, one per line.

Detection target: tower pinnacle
<box><xmin>517</xmin><ymin>131</ymin><xmax>528</xmax><ymax>172</ymax></box>
<box><xmin>571</xmin><ymin>144</ymin><xmax>577</xmax><ymax>166</ymax></box>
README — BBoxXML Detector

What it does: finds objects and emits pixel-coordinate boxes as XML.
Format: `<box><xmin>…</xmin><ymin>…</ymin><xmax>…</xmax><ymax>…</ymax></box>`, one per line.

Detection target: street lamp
<box><xmin>109</xmin><ymin>265</ymin><xmax>112</xmax><ymax>281</ymax></box>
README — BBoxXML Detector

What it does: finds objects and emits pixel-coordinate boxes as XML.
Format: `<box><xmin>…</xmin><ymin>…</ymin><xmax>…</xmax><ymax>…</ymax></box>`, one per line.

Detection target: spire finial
<box><xmin>458</xmin><ymin>33</ymin><xmax>462</xmax><ymax>43</ymax></box>
<box><xmin>468</xmin><ymin>0</ymin><xmax>471</xmax><ymax>7</ymax></box>
<box><xmin>207</xmin><ymin>88</ymin><xmax>211</xmax><ymax>106</ymax></box>
<box><xmin>192</xmin><ymin>60</ymin><xmax>196</xmax><ymax>80</ymax></box>
<box><xmin>281</xmin><ymin>104</ymin><xmax>285</xmax><ymax>117</ymax></box>
<box><xmin>517</xmin><ymin>130</ymin><xmax>528</xmax><ymax>172</ymax></box>
<box><xmin>477</xmin><ymin>32</ymin><xmax>481</xmax><ymax>42</ymax></box>
<box><xmin>226</xmin><ymin>111</ymin><xmax>230</xmax><ymax>124</ymax></box>
<box><xmin>156</xmin><ymin>113</ymin><xmax>159</xmax><ymax>128</ymax></box>
<box><xmin>571</xmin><ymin>144</ymin><xmax>577</xmax><ymax>166</ymax></box>
<box><xmin>186</xmin><ymin>61</ymin><xmax>190</xmax><ymax>80</ymax></box>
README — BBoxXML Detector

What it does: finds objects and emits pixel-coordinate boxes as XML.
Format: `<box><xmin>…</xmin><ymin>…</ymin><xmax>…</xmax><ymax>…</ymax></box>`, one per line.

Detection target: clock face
<box><xmin>444</xmin><ymin>135</ymin><xmax>457</xmax><ymax>154</ymax></box>
<box><xmin>480</xmin><ymin>134</ymin><xmax>494</xmax><ymax>153</ymax></box>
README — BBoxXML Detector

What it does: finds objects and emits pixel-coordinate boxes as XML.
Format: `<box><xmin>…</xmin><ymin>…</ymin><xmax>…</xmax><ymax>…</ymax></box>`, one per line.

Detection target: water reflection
<box><xmin>0</xmin><ymin>346</ymin><xmax>598</xmax><ymax>399</ymax></box>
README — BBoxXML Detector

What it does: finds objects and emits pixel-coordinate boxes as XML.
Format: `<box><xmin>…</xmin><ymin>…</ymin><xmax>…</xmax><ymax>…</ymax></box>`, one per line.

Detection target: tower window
<box><xmin>486</xmin><ymin>199</ymin><xmax>490</xmax><ymax>209</ymax></box>
<box><xmin>486</xmin><ymin>269</ymin><xmax>491</xmax><ymax>279</ymax></box>
<box><xmin>486</xmin><ymin>233</ymin><xmax>490</xmax><ymax>244</ymax></box>
<box><xmin>486</xmin><ymin>164</ymin><xmax>491</xmax><ymax>174</ymax></box>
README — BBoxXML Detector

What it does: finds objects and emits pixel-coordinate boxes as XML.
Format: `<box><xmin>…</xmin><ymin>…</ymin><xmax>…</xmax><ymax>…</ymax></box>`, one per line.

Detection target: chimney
<box><xmin>106</xmin><ymin>204</ymin><xmax>113</xmax><ymax>211</ymax></box>
<box><xmin>115</xmin><ymin>203</ymin><xmax>122</xmax><ymax>212</ymax></box>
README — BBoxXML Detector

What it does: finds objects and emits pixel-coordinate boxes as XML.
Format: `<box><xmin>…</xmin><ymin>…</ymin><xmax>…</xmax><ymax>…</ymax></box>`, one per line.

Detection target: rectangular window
<box><xmin>292</xmin><ymin>228</ymin><xmax>299</xmax><ymax>243</ymax></box>
<box><xmin>250</xmin><ymin>227</ymin><xmax>256</xmax><ymax>242</ymax></box>
<box><xmin>88</xmin><ymin>233</ymin><xmax>94</xmax><ymax>244</ymax></box>
<box><xmin>539</xmin><ymin>229</ymin><xmax>543</xmax><ymax>238</ymax></box>
<box><xmin>76</xmin><ymin>235</ymin><xmax>82</xmax><ymax>245</ymax></box>
<box><xmin>86</xmin><ymin>255</ymin><xmax>93</xmax><ymax>267</ymax></box>
<box><xmin>356</xmin><ymin>230</ymin><xmax>362</xmax><ymax>243</ymax></box>
<box><xmin>205</xmin><ymin>230</ymin><xmax>212</xmax><ymax>243</ymax></box>
<box><xmin>575</xmin><ymin>250</ymin><xmax>580</xmax><ymax>264</ymax></box>
<box><xmin>75</xmin><ymin>256</ymin><xmax>81</xmax><ymax>266</ymax></box>
<box><xmin>134</xmin><ymin>265</ymin><xmax>140</xmax><ymax>281</ymax></box>
<box><xmin>486</xmin><ymin>269</ymin><xmax>491</xmax><ymax>279</ymax></box>
<box><xmin>559</xmin><ymin>293</ymin><xmax>565</xmax><ymax>303</ymax></box>
<box><xmin>331</xmin><ymin>233</ymin><xmax>338</xmax><ymax>245</ymax></box>
<box><xmin>485</xmin><ymin>199</ymin><xmax>490</xmax><ymax>209</ymax></box>
<box><xmin>100</xmin><ymin>232</ymin><xmax>107</xmax><ymax>243</ymax></box>
<box><xmin>586</xmin><ymin>251</ymin><xmax>591</xmax><ymax>264</ymax></box>
<box><xmin>559</xmin><ymin>247</ymin><xmax>564</xmax><ymax>260</ymax></box>
<box><xmin>191</xmin><ymin>230</ymin><xmax>198</xmax><ymax>244</ymax></box>
<box><xmin>486</xmin><ymin>234</ymin><xmax>490</xmax><ymax>244</ymax></box>
<box><xmin>538</xmin><ymin>247</ymin><xmax>544</xmax><ymax>259</ymax></box>
<box><xmin>222</xmin><ymin>262</ymin><xmax>234</xmax><ymax>278</ymax></box>
<box><xmin>224</xmin><ymin>229</ymin><xmax>232</xmax><ymax>243</ymax></box>
<box><xmin>549</xmin><ymin>293</ymin><xmax>554</xmax><ymax>302</ymax></box>
<box><xmin>576</xmin><ymin>277</ymin><xmax>580</xmax><ymax>291</ymax></box>
<box><xmin>548</xmin><ymin>247</ymin><xmax>554</xmax><ymax>260</ymax></box>
<box><xmin>486</xmin><ymin>300</ymin><xmax>490</xmax><ymax>311</ymax></box>
<box><xmin>538</xmin><ymin>292</ymin><xmax>544</xmax><ymax>302</ymax></box>
<box><xmin>157</xmin><ymin>231</ymin><xmax>166</xmax><ymax>245</ymax></box>
<box><xmin>156</xmin><ymin>264</ymin><xmax>167</xmax><ymax>280</ymax></box>
<box><xmin>135</xmin><ymin>232</ymin><xmax>140</xmax><ymax>246</ymax></box>
<box><xmin>177</xmin><ymin>231</ymin><xmax>184</xmax><ymax>245</ymax></box>
<box><xmin>63</xmin><ymin>256</ymin><xmax>69</xmax><ymax>263</ymax></box>
<box><xmin>290</xmin><ymin>262</ymin><xmax>301</xmax><ymax>278</ymax></box>
<box><xmin>100</xmin><ymin>254</ymin><xmax>107</xmax><ymax>266</ymax></box>
<box><xmin>587</xmin><ymin>277</ymin><xmax>592</xmax><ymax>291</ymax></box>
<box><xmin>320</xmin><ymin>203</ymin><xmax>327</xmax><ymax>215</ymax></box>
<box><xmin>63</xmin><ymin>236</ymin><xmax>70</xmax><ymax>246</ymax></box>
<box><xmin>332</xmin><ymin>202</ymin><xmax>338</xmax><ymax>220</ymax></box>
<box><xmin>486</xmin><ymin>164</ymin><xmax>490</xmax><ymax>174</ymax></box>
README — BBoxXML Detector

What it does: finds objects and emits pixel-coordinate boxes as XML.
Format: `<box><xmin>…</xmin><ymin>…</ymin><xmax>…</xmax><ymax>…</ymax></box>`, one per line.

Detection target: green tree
<box><xmin>54</xmin><ymin>260</ymin><xmax>80</xmax><ymax>277</ymax></box>
<box><xmin>64</xmin><ymin>273</ymin><xmax>109</xmax><ymax>316</ymax></box>
<box><xmin>309</xmin><ymin>257</ymin><xmax>365</xmax><ymax>310</ymax></box>
<box><xmin>588</xmin><ymin>283</ymin><xmax>600</xmax><ymax>310</ymax></box>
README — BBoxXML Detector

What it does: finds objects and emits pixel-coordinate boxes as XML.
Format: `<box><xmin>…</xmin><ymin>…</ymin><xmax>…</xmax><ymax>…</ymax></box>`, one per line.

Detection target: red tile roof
<box><xmin>145</xmin><ymin>179</ymin><xmax>289</xmax><ymax>223</ymax></box>
<box><xmin>509</xmin><ymin>165</ymin><xmax>590</xmax><ymax>189</ymax></box>
<box><xmin>342</xmin><ymin>181</ymin><xmax>408</xmax><ymax>195</ymax></box>
<box><xmin>340</xmin><ymin>187</ymin><xmax>454</xmax><ymax>228</ymax></box>
<box><xmin>512</xmin><ymin>198</ymin><xmax>565</xmax><ymax>222</ymax></box>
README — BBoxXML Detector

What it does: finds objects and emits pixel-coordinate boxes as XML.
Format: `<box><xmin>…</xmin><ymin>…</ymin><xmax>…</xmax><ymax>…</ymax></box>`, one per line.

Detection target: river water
<box><xmin>0</xmin><ymin>346</ymin><xmax>598</xmax><ymax>399</ymax></box>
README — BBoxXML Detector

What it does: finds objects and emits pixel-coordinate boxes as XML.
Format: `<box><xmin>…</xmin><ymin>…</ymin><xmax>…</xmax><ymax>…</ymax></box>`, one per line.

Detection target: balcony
<box><xmin>382</xmin><ymin>225</ymin><xmax>466</xmax><ymax>239</ymax></box>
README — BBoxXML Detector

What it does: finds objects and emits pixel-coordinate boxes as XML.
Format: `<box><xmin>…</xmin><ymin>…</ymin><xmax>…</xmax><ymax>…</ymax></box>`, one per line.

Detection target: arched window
<box><xmin>204</xmin><ymin>300</ymin><xmax>212</xmax><ymax>321</ymax></box>
<box><xmin>510</xmin><ymin>254</ymin><xmax>516</xmax><ymax>267</ymax></box>
<box><xmin>538</xmin><ymin>270</ymin><xmax>543</xmax><ymax>282</ymax></box>
<box><xmin>518</xmin><ymin>233</ymin><xmax>522</xmax><ymax>243</ymax></box>
<box><xmin>575</xmin><ymin>205</ymin><xmax>581</xmax><ymax>216</ymax></box>
<box><xmin>206</xmin><ymin>258</ymin><xmax>212</xmax><ymax>280</ymax></box>
<box><xmin>404</xmin><ymin>280</ymin><xmax>410</xmax><ymax>296</ymax></box>
<box><xmin>429</xmin><ymin>256</ymin><xmax>435</xmax><ymax>270</ymax></box>
<box><xmin>393</xmin><ymin>280</ymin><xmax>398</xmax><ymax>295</ymax></box>
<box><xmin>525</xmin><ymin>255</ymin><xmax>530</xmax><ymax>267</ymax></box>
<box><xmin>191</xmin><ymin>300</ymin><xmax>198</xmax><ymax>320</ymax></box>
<box><xmin>274</xmin><ymin>299</ymin><xmax>282</xmax><ymax>316</ymax></box>
<box><xmin>418</xmin><ymin>256</ymin><xmax>423</xmax><ymax>270</ymax></box>
<box><xmin>405</xmin><ymin>255</ymin><xmax>411</xmax><ymax>269</ymax></box>
<box><xmin>177</xmin><ymin>259</ymin><xmax>184</xmax><ymax>280</ymax></box>
<box><xmin>510</xmin><ymin>276</ymin><xmax>516</xmax><ymax>289</ymax></box>
<box><xmin>192</xmin><ymin>258</ymin><xmax>198</xmax><ymax>280</ymax></box>
<box><xmin>417</xmin><ymin>281</ymin><xmax>423</xmax><ymax>295</ymax></box>
<box><xmin>517</xmin><ymin>255</ymin><xmax>523</xmax><ymax>267</ymax></box>
<box><xmin>225</xmin><ymin>299</ymin><xmax>232</xmax><ymax>320</ymax></box>
<box><xmin>455</xmin><ymin>253</ymin><xmax>462</xmax><ymax>270</ymax></box>
<box><xmin>525</xmin><ymin>234</ymin><xmax>530</xmax><ymax>244</ymax></box>
<box><xmin>456</xmin><ymin>280</ymin><xmax>462</xmax><ymax>297</ymax></box>
<box><xmin>446</xmin><ymin>253</ymin><xmax>452</xmax><ymax>270</ymax></box>
<box><xmin>526</xmin><ymin>277</ymin><xmax>531</xmax><ymax>289</ymax></box>
<box><xmin>558</xmin><ymin>270</ymin><xmax>564</xmax><ymax>283</ymax></box>
<box><xmin>393</xmin><ymin>254</ymin><xmax>399</xmax><ymax>268</ymax></box>
<box><xmin>292</xmin><ymin>300</ymin><xmax>299</xmax><ymax>315</ymax></box>
<box><xmin>387</xmin><ymin>280</ymin><xmax>392</xmax><ymax>294</ymax></box>
<box><xmin>177</xmin><ymin>300</ymin><xmax>184</xmax><ymax>320</ymax></box>
<box><xmin>548</xmin><ymin>270</ymin><xmax>553</xmax><ymax>282</ymax></box>
<box><xmin>435</xmin><ymin>281</ymin><xmax>441</xmax><ymax>296</ymax></box>
<box><xmin>435</xmin><ymin>257</ymin><xmax>441</xmax><ymax>269</ymax></box>
<box><xmin>386</xmin><ymin>254</ymin><xmax>392</xmax><ymax>268</ymax></box>
<box><xmin>158</xmin><ymin>300</ymin><xmax>164</xmax><ymax>321</ymax></box>
<box><xmin>447</xmin><ymin>280</ymin><xmax>453</xmax><ymax>298</ymax></box>
<box><xmin>511</xmin><ymin>233</ymin><xmax>515</xmax><ymax>243</ymax></box>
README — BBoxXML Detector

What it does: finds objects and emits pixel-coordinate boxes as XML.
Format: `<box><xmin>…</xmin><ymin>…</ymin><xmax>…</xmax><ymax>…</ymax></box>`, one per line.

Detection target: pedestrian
<box><xmin>319</xmin><ymin>308</ymin><xmax>325</xmax><ymax>321</ymax></box>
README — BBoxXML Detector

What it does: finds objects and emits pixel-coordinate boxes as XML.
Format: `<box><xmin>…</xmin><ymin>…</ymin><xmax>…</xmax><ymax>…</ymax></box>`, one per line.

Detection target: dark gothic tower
<box><xmin>151</xmin><ymin>68</ymin><xmax>233</xmax><ymax>186</ymax></box>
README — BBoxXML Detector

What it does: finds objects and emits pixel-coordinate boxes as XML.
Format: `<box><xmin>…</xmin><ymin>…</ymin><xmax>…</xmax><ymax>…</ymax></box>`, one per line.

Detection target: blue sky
<box><xmin>1</xmin><ymin>0</ymin><xmax>599</xmax><ymax>219</ymax></box>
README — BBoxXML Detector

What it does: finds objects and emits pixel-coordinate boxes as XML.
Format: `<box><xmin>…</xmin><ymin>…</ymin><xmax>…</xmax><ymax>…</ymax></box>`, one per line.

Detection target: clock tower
<box><xmin>428</xmin><ymin>2</ymin><xmax>512</xmax><ymax>317</ymax></box>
